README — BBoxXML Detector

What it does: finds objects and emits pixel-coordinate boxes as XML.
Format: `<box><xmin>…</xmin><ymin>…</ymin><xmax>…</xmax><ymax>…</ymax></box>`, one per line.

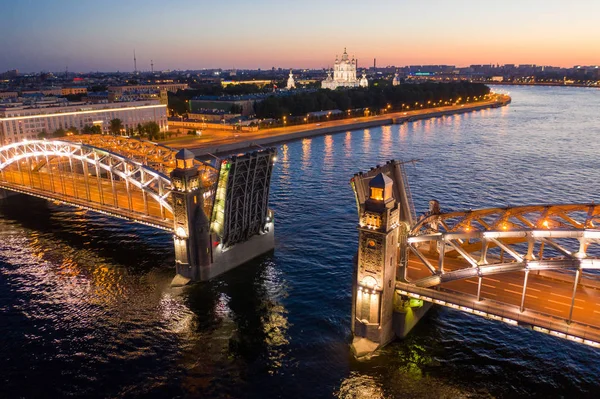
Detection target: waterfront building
<box><xmin>190</xmin><ymin>94</ymin><xmax>262</xmax><ymax>116</ymax></box>
<box><xmin>0</xmin><ymin>100</ymin><xmax>167</xmax><ymax>145</ymax></box>
<box><xmin>187</xmin><ymin>111</ymin><xmax>242</xmax><ymax>123</ymax></box>
<box><xmin>286</xmin><ymin>70</ymin><xmax>296</xmax><ymax>89</ymax></box>
<box><xmin>322</xmin><ymin>48</ymin><xmax>366</xmax><ymax>89</ymax></box>
<box><xmin>107</xmin><ymin>83</ymin><xmax>187</xmax><ymax>96</ymax></box>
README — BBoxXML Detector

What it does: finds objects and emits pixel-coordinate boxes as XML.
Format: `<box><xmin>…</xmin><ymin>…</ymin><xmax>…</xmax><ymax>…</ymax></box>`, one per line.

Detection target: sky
<box><xmin>2</xmin><ymin>0</ymin><xmax>600</xmax><ymax>72</ymax></box>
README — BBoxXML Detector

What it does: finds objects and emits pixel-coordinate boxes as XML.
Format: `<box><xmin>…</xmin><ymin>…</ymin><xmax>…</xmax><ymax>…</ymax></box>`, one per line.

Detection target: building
<box><xmin>0</xmin><ymin>70</ymin><xmax>18</xmax><ymax>79</ymax></box>
<box><xmin>0</xmin><ymin>100</ymin><xmax>167</xmax><ymax>145</ymax></box>
<box><xmin>359</xmin><ymin>73</ymin><xmax>368</xmax><ymax>88</ymax></box>
<box><xmin>221</xmin><ymin>80</ymin><xmax>271</xmax><ymax>87</ymax></box>
<box><xmin>108</xmin><ymin>88</ymin><xmax>168</xmax><ymax>105</ymax></box>
<box><xmin>189</xmin><ymin>94</ymin><xmax>260</xmax><ymax>116</ymax></box>
<box><xmin>86</xmin><ymin>91</ymin><xmax>109</xmax><ymax>103</ymax></box>
<box><xmin>187</xmin><ymin>111</ymin><xmax>241</xmax><ymax>123</ymax></box>
<box><xmin>107</xmin><ymin>83</ymin><xmax>188</xmax><ymax>96</ymax></box>
<box><xmin>0</xmin><ymin>92</ymin><xmax>18</xmax><ymax>99</ymax></box>
<box><xmin>322</xmin><ymin>48</ymin><xmax>368</xmax><ymax>89</ymax></box>
<box><xmin>286</xmin><ymin>70</ymin><xmax>296</xmax><ymax>89</ymax></box>
<box><xmin>62</xmin><ymin>87</ymin><xmax>88</xmax><ymax>96</ymax></box>
<box><xmin>392</xmin><ymin>72</ymin><xmax>401</xmax><ymax>86</ymax></box>
<box><xmin>22</xmin><ymin>88</ymin><xmax>62</xmax><ymax>96</ymax></box>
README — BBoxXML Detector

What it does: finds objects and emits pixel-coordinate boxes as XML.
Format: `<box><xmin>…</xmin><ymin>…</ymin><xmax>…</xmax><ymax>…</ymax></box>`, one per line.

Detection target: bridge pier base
<box><xmin>392</xmin><ymin>293</ymin><xmax>433</xmax><ymax>338</ymax></box>
<box><xmin>170</xmin><ymin>148</ymin><xmax>276</xmax><ymax>285</ymax></box>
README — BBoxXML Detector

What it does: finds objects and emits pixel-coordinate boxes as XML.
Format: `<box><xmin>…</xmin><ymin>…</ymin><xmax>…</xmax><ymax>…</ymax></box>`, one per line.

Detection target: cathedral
<box><xmin>322</xmin><ymin>48</ymin><xmax>368</xmax><ymax>89</ymax></box>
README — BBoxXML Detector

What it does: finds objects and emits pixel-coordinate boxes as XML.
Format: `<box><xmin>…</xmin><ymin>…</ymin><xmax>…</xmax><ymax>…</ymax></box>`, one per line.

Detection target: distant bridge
<box><xmin>0</xmin><ymin>136</ymin><xmax>276</xmax><ymax>282</ymax></box>
<box><xmin>350</xmin><ymin>161</ymin><xmax>600</xmax><ymax>356</ymax></box>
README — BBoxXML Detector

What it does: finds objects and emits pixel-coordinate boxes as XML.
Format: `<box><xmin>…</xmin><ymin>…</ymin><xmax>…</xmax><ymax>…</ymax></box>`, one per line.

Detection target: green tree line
<box><xmin>37</xmin><ymin>118</ymin><xmax>163</xmax><ymax>140</ymax></box>
<box><xmin>254</xmin><ymin>81</ymin><xmax>491</xmax><ymax>119</ymax></box>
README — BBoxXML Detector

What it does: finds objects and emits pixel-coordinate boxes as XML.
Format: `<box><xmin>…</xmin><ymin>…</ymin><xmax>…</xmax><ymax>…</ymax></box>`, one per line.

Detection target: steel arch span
<box><xmin>407</xmin><ymin>203</ymin><xmax>600</xmax><ymax>288</ymax></box>
<box><xmin>0</xmin><ymin>139</ymin><xmax>181</xmax><ymax>230</ymax></box>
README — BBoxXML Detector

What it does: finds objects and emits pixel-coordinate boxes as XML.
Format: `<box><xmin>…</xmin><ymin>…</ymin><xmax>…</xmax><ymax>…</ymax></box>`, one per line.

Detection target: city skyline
<box><xmin>3</xmin><ymin>0</ymin><xmax>600</xmax><ymax>72</ymax></box>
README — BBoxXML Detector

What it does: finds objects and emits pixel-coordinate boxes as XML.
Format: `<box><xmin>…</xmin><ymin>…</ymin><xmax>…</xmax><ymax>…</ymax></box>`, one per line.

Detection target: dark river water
<box><xmin>2</xmin><ymin>86</ymin><xmax>600</xmax><ymax>398</ymax></box>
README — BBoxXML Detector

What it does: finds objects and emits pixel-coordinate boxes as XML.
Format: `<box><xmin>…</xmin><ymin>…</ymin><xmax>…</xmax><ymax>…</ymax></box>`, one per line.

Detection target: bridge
<box><xmin>0</xmin><ymin>136</ymin><xmax>277</xmax><ymax>283</ymax></box>
<box><xmin>350</xmin><ymin>161</ymin><xmax>600</xmax><ymax>356</ymax></box>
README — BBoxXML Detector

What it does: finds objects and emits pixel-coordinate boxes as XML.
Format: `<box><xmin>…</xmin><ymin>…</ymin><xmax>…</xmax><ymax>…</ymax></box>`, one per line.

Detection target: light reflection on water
<box><xmin>2</xmin><ymin>86</ymin><xmax>600</xmax><ymax>398</ymax></box>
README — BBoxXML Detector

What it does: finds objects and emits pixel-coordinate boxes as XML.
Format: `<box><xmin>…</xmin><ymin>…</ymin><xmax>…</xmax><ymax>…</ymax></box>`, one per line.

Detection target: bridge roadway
<box><xmin>405</xmin><ymin>253</ymin><xmax>600</xmax><ymax>341</ymax></box>
<box><xmin>0</xmin><ymin>168</ymin><xmax>173</xmax><ymax>230</ymax></box>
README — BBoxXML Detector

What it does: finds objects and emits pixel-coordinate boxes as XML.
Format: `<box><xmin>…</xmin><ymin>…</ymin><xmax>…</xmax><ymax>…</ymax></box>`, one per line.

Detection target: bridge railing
<box><xmin>396</xmin><ymin>282</ymin><xmax>600</xmax><ymax>347</ymax></box>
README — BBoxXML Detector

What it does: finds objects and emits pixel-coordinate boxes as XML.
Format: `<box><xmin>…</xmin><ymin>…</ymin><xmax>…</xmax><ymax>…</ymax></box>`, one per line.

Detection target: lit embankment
<box><xmin>188</xmin><ymin>94</ymin><xmax>511</xmax><ymax>156</ymax></box>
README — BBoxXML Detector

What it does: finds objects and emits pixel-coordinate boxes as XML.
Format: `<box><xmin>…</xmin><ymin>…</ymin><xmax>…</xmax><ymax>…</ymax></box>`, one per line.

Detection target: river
<box><xmin>2</xmin><ymin>86</ymin><xmax>600</xmax><ymax>398</ymax></box>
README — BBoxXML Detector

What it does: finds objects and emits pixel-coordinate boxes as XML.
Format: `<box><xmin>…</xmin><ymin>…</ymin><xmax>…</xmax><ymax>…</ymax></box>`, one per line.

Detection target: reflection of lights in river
<box><xmin>301</xmin><ymin>138</ymin><xmax>312</xmax><ymax>169</ymax></box>
<box><xmin>259</xmin><ymin>261</ymin><xmax>290</xmax><ymax>372</ymax></box>
<box><xmin>324</xmin><ymin>135</ymin><xmax>334</xmax><ymax>168</ymax></box>
<box><xmin>336</xmin><ymin>372</ymin><xmax>385</xmax><ymax>399</ymax></box>
<box><xmin>344</xmin><ymin>131</ymin><xmax>352</xmax><ymax>157</ymax></box>
<box><xmin>159</xmin><ymin>292</ymin><xmax>196</xmax><ymax>334</ymax></box>
<box><xmin>363</xmin><ymin>129</ymin><xmax>371</xmax><ymax>152</ymax></box>
<box><xmin>381</xmin><ymin>126</ymin><xmax>392</xmax><ymax>148</ymax></box>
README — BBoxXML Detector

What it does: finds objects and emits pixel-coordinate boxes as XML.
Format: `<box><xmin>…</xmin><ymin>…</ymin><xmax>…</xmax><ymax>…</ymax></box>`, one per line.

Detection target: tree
<box><xmin>136</xmin><ymin>123</ymin><xmax>144</xmax><ymax>137</ymax></box>
<box><xmin>143</xmin><ymin>121</ymin><xmax>160</xmax><ymax>140</ymax></box>
<box><xmin>82</xmin><ymin>124</ymin><xmax>101</xmax><ymax>134</ymax></box>
<box><xmin>109</xmin><ymin>118</ymin><xmax>123</xmax><ymax>135</ymax></box>
<box><xmin>52</xmin><ymin>128</ymin><xmax>66</xmax><ymax>138</ymax></box>
<box><xmin>37</xmin><ymin>129</ymin><xmax>48</xmax><ymax>139</ymax></box>
<box><xmin>66</xmin><ymin>126</ymin><xmax>79</xmax><ymax>135</ymax></box>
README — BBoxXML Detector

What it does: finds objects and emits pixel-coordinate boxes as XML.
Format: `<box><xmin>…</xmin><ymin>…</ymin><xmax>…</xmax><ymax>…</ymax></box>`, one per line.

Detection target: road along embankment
<box><xmin>190</xmin><ymin>95</ymin><xmax>511</xmax><ymax>156</ymax></box>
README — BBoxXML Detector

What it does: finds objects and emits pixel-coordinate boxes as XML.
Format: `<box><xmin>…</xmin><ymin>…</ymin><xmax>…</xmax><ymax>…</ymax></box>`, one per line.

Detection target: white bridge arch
<box><xmin>0</xmin><ymin>139</ymin><xmax>182</xmax><ymax>230</ymax></box>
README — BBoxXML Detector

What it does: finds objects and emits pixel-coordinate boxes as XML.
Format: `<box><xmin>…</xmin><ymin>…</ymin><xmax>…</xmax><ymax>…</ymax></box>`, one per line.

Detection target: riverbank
<box><xmin>167</xmin><ymin>94</ymin><xmax>511</xmax><ymax>156</ymax></box>
<box><xmin>488</xmin><ymin>82</ymin><xmax>600</xmax><ymax>89</ymax></box>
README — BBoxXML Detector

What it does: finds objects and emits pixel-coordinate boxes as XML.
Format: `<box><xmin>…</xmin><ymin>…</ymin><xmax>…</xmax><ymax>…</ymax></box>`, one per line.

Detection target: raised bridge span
<box><xmin>350</xmin><ymin>161</ymin><xmax>600</xmax><ymax>356</ymax></box>
<box><xmin>0</xmin><ymin>136</ymin><xmax>276</xmax><ymax>282</ymax></box>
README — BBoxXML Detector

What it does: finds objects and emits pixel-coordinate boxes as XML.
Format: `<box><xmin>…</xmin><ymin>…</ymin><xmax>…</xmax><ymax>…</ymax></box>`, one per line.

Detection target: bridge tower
<box><xmin>351</xmin><ymin>173</ymin><xmax>400</xmax><ymax>356</ymax></box>
<box><xmin>170</xmin><ymin>149</ymin><xmax>211</xmax><ymax>283</ymax></box>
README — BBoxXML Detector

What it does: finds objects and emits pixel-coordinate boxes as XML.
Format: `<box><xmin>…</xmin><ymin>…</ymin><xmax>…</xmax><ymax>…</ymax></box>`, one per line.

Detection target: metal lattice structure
<box><xmin>351</xmin><ymin>161</ymin><xmax>600</xmax><ymax>350</ymax></box>
<box><xmin>65</xmin><ymin>135</ymin><xmax>218</xmax><ymax>180</ymax></box>
<box><xmin>210</xmin><ymin>148</ymin><xmax>276</xmax><ymax>248</ymax></box>
<box><xmin>0</xmin><ymin>139</ymin><xmax>214</xmax><ymax>230</ymax></box>
<box><xmin>408</xmin><ymin>203</ymin><xmax>600</xmax><ymax>288</ymax></box>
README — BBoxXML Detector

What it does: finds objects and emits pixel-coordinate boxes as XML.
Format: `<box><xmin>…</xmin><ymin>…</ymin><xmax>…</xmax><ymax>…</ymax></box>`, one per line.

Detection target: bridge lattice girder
<box><xmin>407</xmin><ymin>204</ymin><xmax>600</xmax><ymax>287</ymax></box>
<box><xmin>64</xmin><ymin>135</ymin><xmax>216</xmax><ymax>177</ymax></box>
<box><xmin>0</xmin><ymin>140</ymin><xmax>181</xmax><ymax>229</ymax></box>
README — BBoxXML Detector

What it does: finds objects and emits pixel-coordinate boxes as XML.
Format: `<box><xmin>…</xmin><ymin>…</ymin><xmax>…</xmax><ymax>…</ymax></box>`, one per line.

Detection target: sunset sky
<box><xmin>2</xmin><ymin>0</ymin><xmax>600</xmax><ymax>72</ymax></box>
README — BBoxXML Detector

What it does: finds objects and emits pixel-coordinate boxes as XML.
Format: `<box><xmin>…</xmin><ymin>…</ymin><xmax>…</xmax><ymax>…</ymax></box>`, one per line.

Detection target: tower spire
<box><xmin>133</xmin><ymin>50</ymin><xmax>137</xmax><ymax>74</ymax></box>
